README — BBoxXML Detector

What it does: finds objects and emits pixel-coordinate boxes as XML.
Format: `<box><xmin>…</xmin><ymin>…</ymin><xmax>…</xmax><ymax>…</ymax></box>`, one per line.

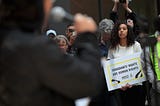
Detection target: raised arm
<box><xmin>37</xmin><ymin>14</ymin><xmax>104</xmax><ymax>99</ymax></box>
<box><xmin>110</xmin><ymin>0</ymin><xmax>119</xmax><ymax>23</ymax></box>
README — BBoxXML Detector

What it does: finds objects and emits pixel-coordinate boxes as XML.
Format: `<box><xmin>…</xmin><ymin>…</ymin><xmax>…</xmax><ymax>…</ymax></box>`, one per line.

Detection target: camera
<box><xmin>119</xmin><ymin>0</ymin><xmax>126</xmax><ymax>3</ymax></box>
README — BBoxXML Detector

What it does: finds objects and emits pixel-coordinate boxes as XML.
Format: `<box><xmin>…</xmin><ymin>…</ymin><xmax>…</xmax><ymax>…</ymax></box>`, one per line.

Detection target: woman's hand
<box><xmin>120</xmin><ymin>83</ymin><xmax>132</xmax><ymax>91</ymax></box>
<box><xmin>122</xmin><ymin>0</ymin><xmax>132</xmax><ymax>13</ymax></box>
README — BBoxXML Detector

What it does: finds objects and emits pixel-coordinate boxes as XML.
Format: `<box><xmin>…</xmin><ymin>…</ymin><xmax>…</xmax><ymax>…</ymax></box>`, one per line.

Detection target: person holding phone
<box><xmin>110</xmin><ymin>0</ymin><xmax>139</xmax><ymax>39</ymax></box>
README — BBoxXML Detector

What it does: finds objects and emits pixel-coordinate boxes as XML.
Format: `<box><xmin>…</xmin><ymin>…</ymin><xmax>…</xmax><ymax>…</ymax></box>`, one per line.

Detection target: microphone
<box><xmin>51</xmin><ymin>6</ymin><xmax>73</xmax><ymax>23</ymax></box>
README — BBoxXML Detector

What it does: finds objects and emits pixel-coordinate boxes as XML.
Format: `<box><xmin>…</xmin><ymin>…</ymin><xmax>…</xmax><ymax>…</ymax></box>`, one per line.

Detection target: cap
<box><xmin>46</xmin><ymin>29</ymin><xmax>57</xmax><ymax>36</ymax></box>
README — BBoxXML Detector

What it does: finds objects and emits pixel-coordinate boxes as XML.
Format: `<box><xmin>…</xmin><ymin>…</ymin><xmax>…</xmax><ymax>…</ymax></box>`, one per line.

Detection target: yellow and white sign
<box><xmin>101</xmin><ymin>53</ymin><xmax>146</xmax><ymax>91</ymax></box>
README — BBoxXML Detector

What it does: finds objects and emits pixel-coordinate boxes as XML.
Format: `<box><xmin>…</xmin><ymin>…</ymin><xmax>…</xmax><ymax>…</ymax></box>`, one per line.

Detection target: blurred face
<box><xmin>101</xmin><ymin>32</ymin><xmax>111</xmax><ymax>43</ymax></box>
<box><xmin>118</xmin><ymin>24</ymin><xmax>128</xmax><ymax>39</ymax></box>
<box><xmin>127</xmin><ymin>19</ymin><xmax>134</xmax><ymax>28</ymax></box>
<box><xmin>69</xmin><ymin>34</ymin><xmax>77</xmax><ymax>45</ymax></box>
<box><xmin>57</xmin><ymin>38</ymin><xmax>68</xmax><ymax>53</ymax></box>
<box><xmin>66</xmin><ymin>26</ymin><xmax>75</xmax><ymax>38</ymax></box>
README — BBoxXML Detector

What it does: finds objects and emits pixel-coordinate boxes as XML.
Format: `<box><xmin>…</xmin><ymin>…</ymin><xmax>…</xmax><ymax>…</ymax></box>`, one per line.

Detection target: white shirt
<box><xmin>107</xmin><ymin>41</ymin><xmax>144</xmax><ymax>85</ymax></box>
<box><xmin>108</xmin><ymin>41</ymin><xmax>142</xmax><ymax>59</ymax></box>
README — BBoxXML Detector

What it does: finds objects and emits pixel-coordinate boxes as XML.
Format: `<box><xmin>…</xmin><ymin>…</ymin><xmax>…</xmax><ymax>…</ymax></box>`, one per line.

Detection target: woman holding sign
<box><xmin>107</xmin><ymin>21</ymin><xmax>146</xmax><ymax>106</ymax></box>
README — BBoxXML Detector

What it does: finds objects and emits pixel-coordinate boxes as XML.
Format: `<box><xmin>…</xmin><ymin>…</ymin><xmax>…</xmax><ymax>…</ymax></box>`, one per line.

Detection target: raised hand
<box><xmin>74</xmin><ymin>13</ymin><xmax>97</xmax><ymax>34</ymax></box>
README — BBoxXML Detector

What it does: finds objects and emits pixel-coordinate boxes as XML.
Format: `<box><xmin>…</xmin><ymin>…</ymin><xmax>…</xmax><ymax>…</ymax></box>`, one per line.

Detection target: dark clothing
<box><xmin>109</xmin><ymin>11</ymin><xmax>137</xmax><ymax>24</ymax></box>
<box><xmin>112</xmin><ymin>85</ymin><xmax>146</xmax><ymax>106</ymax></box>
<box><xmin>0</xmin><ymin>29</ymin><xmax>103</xmax><ymax>106</ymax></box>
<box><xmin>150</xmin><ymin>88</ymin><xmax>160</xmax><ymax>106</ymax></box>
<box><xmin>89</xmin><ymin>92</ymin><xmax>118</xmax><ymax>106</ymax></box>
<box><xmin>67</xmin><ymin>45</ymin><xmax>77</xmax><ymax>56</ymax></box>
<box><xmin>99</xmin><ymin>43</ymin><xmax>109</xmax><ymax>57</ymax></box>
<box><xmin>89</xmin><ymin>71</ymin><xmax>118</xmax><ymax>106</ymax></box>
<box><xmin>109</xmin><ymin>11</ymin><xmax>118</xmax><ymax>24</ymax></box>
<box><xmin>89</xmin><ymin>42</ymin><xmax>111</xmax><ymax>106</ymax></box>
<box><xmin>110</xmin><ymin>11</ymin><xmax>140</xmax><ymax>38</ymax></box>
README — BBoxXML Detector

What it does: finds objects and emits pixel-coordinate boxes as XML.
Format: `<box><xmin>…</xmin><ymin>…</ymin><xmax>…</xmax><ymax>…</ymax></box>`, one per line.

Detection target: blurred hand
<box><xmin>122</xmin><ymin>0</ymin><xmax>132</xmax><ymax>13</ymax></box>
<box><xmin>120</xmin><ymin>83</ymin><xmax>132</xmax><ymax>91</ymax></box>
<box><xmin>114</xmin><ymin>0</ymin><xmax>119</xmax><ymax>3</ymax></box>
<box><xmin>74</xmin><ymin>13</ymin><xmax>97</xmax><ymax>34</ymax></box>
<box><xmin>122</xmin><ymin>0</ymin><xmax>129</xmax><ymax>9</ymax></box>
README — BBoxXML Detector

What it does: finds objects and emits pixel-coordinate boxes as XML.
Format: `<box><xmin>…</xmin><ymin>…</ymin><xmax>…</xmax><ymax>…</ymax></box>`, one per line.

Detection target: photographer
<box><xmin>0</xmin><ymin>0</ymin><xmax>104</xmax><ymax>106</ymax></box>
<box><xmin>110</xmin><ymin>0</ymin><xmax>140</xmax><ymax>39</ymax></box>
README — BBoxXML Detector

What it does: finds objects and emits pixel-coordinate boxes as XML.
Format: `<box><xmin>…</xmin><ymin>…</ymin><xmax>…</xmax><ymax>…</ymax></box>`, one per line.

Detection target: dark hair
<box><xmin>110</xmin><ymin>21</ymin><xmax>135</xmax><ymax>49</ymax></box>
<box><xmin>66</xmin><ymin>23</ymin><xmax>74</xmax><ymax>28</ymax></box>
<box><xmin>0</xmin><ymin>0</ymin><xmax>44</xmax><ymax>32</ymax></box>
<box><xmin>126</xmin><ymin>12</ymin><xmax>137</xmax><ymax>24</ymax></box>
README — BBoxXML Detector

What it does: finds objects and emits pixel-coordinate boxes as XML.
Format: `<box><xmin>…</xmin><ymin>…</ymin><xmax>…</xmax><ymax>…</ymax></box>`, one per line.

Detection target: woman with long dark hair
<box><xmin>108</xmin><ymin>21</ymin><xmax>146</xmax><ymax>106</ymax></box>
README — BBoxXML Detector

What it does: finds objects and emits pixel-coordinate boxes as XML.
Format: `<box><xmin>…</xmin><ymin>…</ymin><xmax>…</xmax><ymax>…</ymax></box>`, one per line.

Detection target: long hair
<box><xmin>0</xmin><ymin>0</ymin><xmax>44</xmax><ymax>32</ymax></box>
<box><xmin>110</xmin><ymin>21</ymin><xmax>135</xmax><ymax>49</ymax></box>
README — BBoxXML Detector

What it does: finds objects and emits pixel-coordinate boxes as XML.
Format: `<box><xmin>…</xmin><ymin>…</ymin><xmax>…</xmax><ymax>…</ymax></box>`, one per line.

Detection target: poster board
<box><xmin>101</xmin><ymin>53</ymin><xmax>146</xmax><ymax>91</ymax></box>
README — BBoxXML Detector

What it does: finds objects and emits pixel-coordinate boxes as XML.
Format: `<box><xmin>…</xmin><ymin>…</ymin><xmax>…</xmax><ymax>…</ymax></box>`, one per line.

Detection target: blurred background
<box><xmin>49</xmin><ymin>0</ymin><xmax>159</xmax><ymax>35</ymax></box>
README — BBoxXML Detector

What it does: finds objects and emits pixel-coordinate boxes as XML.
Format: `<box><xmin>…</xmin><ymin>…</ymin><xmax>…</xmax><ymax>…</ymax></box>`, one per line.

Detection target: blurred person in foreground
<box><xmin>89</xmin><ymin>18</ymin><xmax>115</xmax><ymax>106</ymax></box>
<box><xmin>0</xmin><ymin>0</ymin><xmax>104</xmax><ymax>106</ymax></box>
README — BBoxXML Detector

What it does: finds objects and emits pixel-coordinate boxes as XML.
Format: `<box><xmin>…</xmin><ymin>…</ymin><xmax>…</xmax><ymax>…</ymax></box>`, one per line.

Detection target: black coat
<box><xmin>0</xmin><ymin>29</ymin><xmax>103</xmax><ymax>106</ymax></box>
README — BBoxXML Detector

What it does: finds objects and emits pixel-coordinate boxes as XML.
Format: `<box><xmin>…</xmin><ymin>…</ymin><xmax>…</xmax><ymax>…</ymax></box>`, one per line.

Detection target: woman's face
<box><xmin>57</xmin><ymin>38</ymin><xmax>68</xmax><ymax>53</ymax></box>
<box><xmin>118</xmin><ymin>24</ymin><xmax>128</xmax><ymax>39</ymax></box>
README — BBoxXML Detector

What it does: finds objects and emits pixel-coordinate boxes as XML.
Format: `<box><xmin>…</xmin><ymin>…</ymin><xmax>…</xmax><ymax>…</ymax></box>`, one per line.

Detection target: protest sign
<box><xmin>101</xmin><ymin>53</ymin><xmax>146</xmax><ymax>91</ymax></box>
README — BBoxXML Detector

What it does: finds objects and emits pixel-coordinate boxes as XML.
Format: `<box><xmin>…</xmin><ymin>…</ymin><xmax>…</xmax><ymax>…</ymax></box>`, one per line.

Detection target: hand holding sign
<box><xmin>101</xmin><ymin>53</ymin><xmax>146</xmax><ymax>91</ymax></box>
<box><xmin>120</xmin><ymin>83</ymin><xmax>132</xmax><ymax>91</ymax></box>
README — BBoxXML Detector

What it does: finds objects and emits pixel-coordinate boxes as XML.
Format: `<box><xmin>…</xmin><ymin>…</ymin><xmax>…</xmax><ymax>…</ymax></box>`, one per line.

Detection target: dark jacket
<box><xmin>110</xmin><ymin>11</ymin><xmax>140</xmax><ymax>38</ymax></box>
<box><xmin>0</xmin><ymin>29</ymin><xmax>103</xmax><ymax>106</ymax></box>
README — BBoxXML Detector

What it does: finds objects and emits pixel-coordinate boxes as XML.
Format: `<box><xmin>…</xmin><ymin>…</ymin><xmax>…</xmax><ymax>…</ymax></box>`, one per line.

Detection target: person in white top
<box><xmin>108</xmin><ymin>21</ymin><xmax>146</xmax><ymax>106</ymax></box>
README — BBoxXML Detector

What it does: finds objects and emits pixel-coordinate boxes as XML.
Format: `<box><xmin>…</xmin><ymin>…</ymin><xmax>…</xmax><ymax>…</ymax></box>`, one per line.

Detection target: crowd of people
<box><xmin>0</xmin><ymin>0</ymin><xmax>160</xmax><ymax>106</ymax></box>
